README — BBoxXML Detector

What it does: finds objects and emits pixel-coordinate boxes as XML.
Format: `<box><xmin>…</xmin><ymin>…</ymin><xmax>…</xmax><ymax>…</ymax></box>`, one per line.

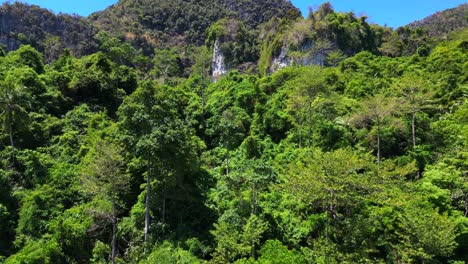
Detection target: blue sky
<box><xmin>2</xmin><ymin>0</ymin><xmax>466</xmax><ymax>28</ymax></box>
<box><xmin>291</xmin><ymin>0</ymin><xmax>466</xmax><ymax>28</ymax></box>
<box><xmin>2</xmin><ymin>0</ymin><xmax>117</xmax><ymax>16</ymax></box>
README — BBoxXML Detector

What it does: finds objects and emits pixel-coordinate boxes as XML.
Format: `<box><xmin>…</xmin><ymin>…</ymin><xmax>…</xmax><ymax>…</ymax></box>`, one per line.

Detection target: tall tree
<box><xmin>190</xmin><ymin>46</ymin><xmax>212</xmax><ymax>111</ymax></box>
<box><xmin>0</xmin><ymin>80</ymin><xmax>28</xmax><ymax>150</ymax></box>
<box><xmin>118</xmin><ymin>82</ymin><xmax>201</xmax><ymax>248</ymax></box>
<box><xmin>283</xmin><ymin>148</ymin><xmax>375</xmax><ymax>248</ymax></box>
<box><xmin>351</xmin><ymin>94</ymin><xmax>400</xmax><ymax>166</ymax></box>
<box><xmin>394</xmin><ymin>73</ymin><xmax>434</xmax><ymax>148</ymax></box>
<box><xmin>80</xmin><ymin>139</ymin><xmax>130</xmax><ymax>264</ymax></box>
<box><xmin>286</xmin><ymin>66</ymin><xmax>327</xmax><ymax>148</ymax></box>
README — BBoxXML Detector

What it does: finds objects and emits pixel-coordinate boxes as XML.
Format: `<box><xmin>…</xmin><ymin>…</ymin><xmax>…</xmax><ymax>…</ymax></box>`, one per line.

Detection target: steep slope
<box><xmin>408</xmin><ymin>3</ymin><xmax>467</xmax><ymax>37</ymax></box>
<box><xmin>0</xmin><ymin>2</ymin><xmax>97</xmax><ymax>61</ymax></box>
<box><xmin>90</xmin><ymin>0</ymin><xmax>300</xmax><ymax>50</ymax></box>
<box><xmin>0</xmin><ymin>0</ymin><xmax>299</xmax><ymax>62</ymax></box>
<box><xmin>256</xmin><ymin>3</ymin><xmax>382</xmax><ymax>75</ymax></box>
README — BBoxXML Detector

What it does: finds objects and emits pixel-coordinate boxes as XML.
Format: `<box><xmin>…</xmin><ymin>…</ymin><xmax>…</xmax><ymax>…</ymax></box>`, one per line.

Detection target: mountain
<box><xmin>408</xmin><ymin>3</ymin><xmax>467</xmax><ymax>37</ymax></box>
<box><xmin>0</xmin><ymin>1</ymin><xmax>467</xmax><ymax>263</ymax></box>
<box><xmin>0</xmin><ymin>1</ymin><xmax>466</xmax><ymax>70</ymax></box>
<box><xmin>90</xmin><ymin>0</ymin><xmax>300</xmax><ymax>50</ymax></box>
<box><xmin>0</xmin><ymin>0</ymin><xmax>299</xmax><ymax>60</ymax></box>
<box><xmin>0</xmin><ymin>2</ymin><xmax>98</xmax><ymax>61</ymax></box>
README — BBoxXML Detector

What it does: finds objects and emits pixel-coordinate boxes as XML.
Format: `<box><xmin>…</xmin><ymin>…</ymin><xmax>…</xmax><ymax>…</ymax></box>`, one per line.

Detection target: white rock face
<box><xmin>298</xmin><ymin>41</ymin><xmax>326</xmax><ymax>67</ymax></box>
<box><xmin>300</xmin><ymin>52</ymin><xmax>326</xmax><ymax>67</ymax></box>
<box><xmin>211</xmin><ymin>39</ymin><xmax>227</xmax><ymax>81</ymax></box>
<box><xmin>270</xmin><ymin>45</ymin><xmax>292</xmax><ymax>73</ymax></box>
<box><xmin>269</xmin><ymin>42</ymin><xmax>327</xmax><ymax>74</ymax></box>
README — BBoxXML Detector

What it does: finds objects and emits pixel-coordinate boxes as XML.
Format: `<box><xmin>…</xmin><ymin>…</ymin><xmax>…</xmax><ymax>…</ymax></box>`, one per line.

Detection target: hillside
<box><xmin>90</xmin><ymin>0</ymin><xmax>300</xmax><ymax>50</ymax></box>
<box><xmin>0</xmin><ymin>1</ymin><xmax>467</xmax><ymax>263</ymax></box>
<box><xmin>0</xmin><ymin>2</ymin><xmax>98</xmax><ymax>61</ymax></box>
<box><xmin>1</xmin><ymin>28</ymin><xmax>467</xmax><ymax>264</ymax></box>
<box><xmin>408</xmin><ymin>3</ymin><xmax>468</xmax><ymax>37</ymax></box>
<box><xmin>0</xmin><ymin>0</ymin><xmax>300</xmax><ymax>62</ymax></box>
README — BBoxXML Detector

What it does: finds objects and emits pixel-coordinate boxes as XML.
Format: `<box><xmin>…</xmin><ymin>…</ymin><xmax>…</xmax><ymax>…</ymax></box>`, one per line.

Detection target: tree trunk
<box><xmin>162</xmin><ymin>193</ymin><xmax>166</xmax><ymax>224</ymax></box>
<box><xmin>298</xmin><ymin>117</ymin><xmax>303</xmax><ymax>149</ymax></box>
<box><xmin>7</xmin><ymin>111</ymin><xmax>14</xmax><ymax>149</ymax></box>
<box><xmin>299</xmin><ymin>124</ymin><xmax>302</xmax><ymax>149</ymax></box>
<box><xmin>464</xmin><ymin>197</ymin><xmax>467</xmax><ymax>217</ymax></box>
<box><xmin>325</xmin><ymin>205</ymin><xmax>329</xmax><ymax>244</ymax></box>
<box><xmin>144</xmin><ymin>164</ymin><xmax>151</xmax><ymax>245</ymax></box>
<box><xmin>377</xmin><ymin>119</ymin><xmax>381</xmax><ymax>167</ymax></box>
<box><xmin>9</xmin><ymin>126</ymin><xmax>14</xmax><ymax>149</ymax></box>
<box><xmin>307</xmin><ymin>108</ymin><xmax>312</xmax><ymax>148</ymax></box>
<box><xmin>7</xmin><ymin>112</ymin><xmax>16</xmax><ymax>169</ymax></box>
<box><xmin>252</xmin><ymin>183</ymin><xmax>258</xmax><ymax>216</ymax></box>
<box><xmin>201</xmin><ymin>77</ymin><xmax>206</xmax><ymax>112</ymax></box>
<box><xmin>412</xmin><ymin>111</ymin><xmax>416</xmax><ymax>148</ymax></box>
<box><xmin>412</xmin><ymin>111</ymin><xmax>422</xmax><ymax>179</ymax></box>
<box><xmin>226</xmin><ymin>151</ymin><xmax>230</xmax><ymax>176</ymax></box>
<box><xmin>238</xmin><ymin>183</ymin><xmax>244</xmax><ymax>212</ymax></box>
<box><xmin>251</xmin><ymin>239</ymin><xmax>256</xmax><ymax>260</ymax></box>
<box><xmin>111</xmin><ymin>206</ymin><xmax>117</xmax><ymax>264</ymax></box>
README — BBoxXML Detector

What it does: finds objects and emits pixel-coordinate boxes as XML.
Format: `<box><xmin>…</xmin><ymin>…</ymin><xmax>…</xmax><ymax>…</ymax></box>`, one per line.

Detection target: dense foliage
<box><xmin>0</xmin><ymin>1</ymin><xmax>467</xmax><ymax>263</ymax></box>
<box><xmin>0</xmin><ymin>2</ymin><xmax>98</xmax><ymax>61</ymax></box>
<box><xmin>90</xmin><ymin>0</ymin><xmax>299</xmax><ymax>50</ymax></box>
<box><xmin>257</xmin><ymin>4</ymin><xmax>382</xmax><ymax>75</ymax></box>
<box><xmin>408</xmin><ymin>3</ymin><xmax>468</xmax><ymax>37</ymax></box>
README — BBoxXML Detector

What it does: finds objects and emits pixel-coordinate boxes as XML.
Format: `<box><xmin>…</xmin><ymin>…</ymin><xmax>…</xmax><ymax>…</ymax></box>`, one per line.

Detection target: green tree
<box><xmin>0</xmin><ymin>80</ymin><xmax>28</xmax><ymax>150</ymax></box>
<box><xmin>95</xmin><ymin>31</ymin><xmax>137</xmax><ymax>65</ymax></box>
<box><xmin>395</xmin><ymin>205</ymin><xmax>458</xmax><ymax>263</ymax></box>
<box><xmin>211</xmin><ymin>210</ymin><xmax>246</xmax><ymax>263</ymax></box>
<box><xmin>118</xmin><ymin>82</ymin><xmax>202</xmax><ymax>248</ymax></box>
<box><xmin>351</xmin><ymin>94</ymin><xmax>400</xmax><ymax>165</ymax></box>
<box><xmin>394</xmin><ymin>73</ymin><xmax>434</xmax><ymax>148</ymax></box>
<box><xmin>151</xmin><ymin>48</ymin><xmax>182</xmax><ymax>83</ymax></box>
<box><xmin>256</xmin><ymin>240</ymin><xmax>306</xmax><ymax>264</ymax></box>
<box><xmin>285</xmin><ymin>66</ymin><xmax>327</xmax><ymax>148</ymax></box>
<box><xmin>80</xmin><ymin>139</ymin><xmax>130</xmax><ymax>264</ymax></box>
<box><xmin>243</xmin><ymin>214</ymin><xmax>268</xmax><ymax>259</ymax></box>
<box><xmin>190</xmin><ymin>46</ymin><xmax>212</xmax><ymax>111</ymax></box>
<box><xmin>9</xmin><ymin>45</ymin><xmax>45</xmax><ymax>74</ymax></box>
<box><xmin>283</xmin><ymin>148</ymin><xmax>375</xmax><ymax>245</ymax></box>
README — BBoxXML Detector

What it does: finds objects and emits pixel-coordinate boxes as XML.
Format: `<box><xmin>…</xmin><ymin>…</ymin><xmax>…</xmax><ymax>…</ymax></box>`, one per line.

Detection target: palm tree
<box><xmin>0</xmin><ymin>81</ymin><xmax>28</xmax><ymax>150</ymax></box>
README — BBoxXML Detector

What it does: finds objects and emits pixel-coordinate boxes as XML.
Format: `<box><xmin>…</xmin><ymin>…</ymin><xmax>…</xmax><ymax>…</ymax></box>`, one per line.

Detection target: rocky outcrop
<box><xmin>270</xmin><ymin>45</ymin><xmax>292</xmax><ymax>73</ymax></box>
<box><xmin>269</xmin><ymin>41</ymin><xmax>328</xmax><ymax>74</ymax></box>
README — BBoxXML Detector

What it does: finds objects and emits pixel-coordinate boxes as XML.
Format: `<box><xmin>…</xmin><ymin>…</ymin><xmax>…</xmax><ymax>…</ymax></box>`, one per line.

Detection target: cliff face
<box><xmin>269</xmin><ymin>41</ymin><xmax>328</xmax><ymax>74</ymax></box>
<box><xmin>270</xmin><ymin>45</ymin><xmax>291</xmax><ymax>72</ymax></box>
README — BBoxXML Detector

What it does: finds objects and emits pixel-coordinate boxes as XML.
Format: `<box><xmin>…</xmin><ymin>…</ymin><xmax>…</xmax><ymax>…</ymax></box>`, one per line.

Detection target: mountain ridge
<box><xmin>407</xmin><ymin>3</ymin><xmax>467</xmax><ymax>37</ymax></box>
<box><xmin>89</xmin><ymin>0</ymin><xmax>300</xmax><ymax>49</ymax></box>
<box><xmin>0</xmin><ymin>1</ymin><xmax>465</xmax><ymax>67</ymax></box>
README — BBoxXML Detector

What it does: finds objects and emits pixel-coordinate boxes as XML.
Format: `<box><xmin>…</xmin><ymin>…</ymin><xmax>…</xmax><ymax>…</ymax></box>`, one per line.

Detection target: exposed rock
<box><xmin>211</xmin><ymin>39</ymin><xmax>227</xmax><ymax>81</ymax></box>
<box><xmin>270</xmin><ymin>45</ymin><xmax>292</xmax><ymax>73</ymax></box>
<box><xmin>269</xmin><ymin>42</ymin><xmax>327</xmax><ymax>73</ymax></box>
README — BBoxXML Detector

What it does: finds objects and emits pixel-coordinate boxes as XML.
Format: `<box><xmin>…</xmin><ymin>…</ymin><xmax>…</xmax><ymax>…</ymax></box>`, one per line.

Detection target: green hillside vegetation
<box><xmin>409</xmin><ymin>3</ymin><xmax>468</xmax><ymax>37</ymax></box>
<box><xmin>0</xmin><ymin>1</ymin><xmax>467</xmax><ymax>263</ymax></box>
<box><xmin>257</xmin><ymin>3</ymin><xmax>382</xmax><ymax>75</ymax></box>
<box><xmin>90</xmin><ymin>0</ymin><xmax>300</xmax><ymax>51</ymax></box>
<box><xmin>2</xmin><ymin>2</ymin><xmax>462</xmax><ymax>67</ymax></box>
<box><xmin>0</xmin><ymin>2</ymin><xmax>98</xmax><ymax>61</ymax></box>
